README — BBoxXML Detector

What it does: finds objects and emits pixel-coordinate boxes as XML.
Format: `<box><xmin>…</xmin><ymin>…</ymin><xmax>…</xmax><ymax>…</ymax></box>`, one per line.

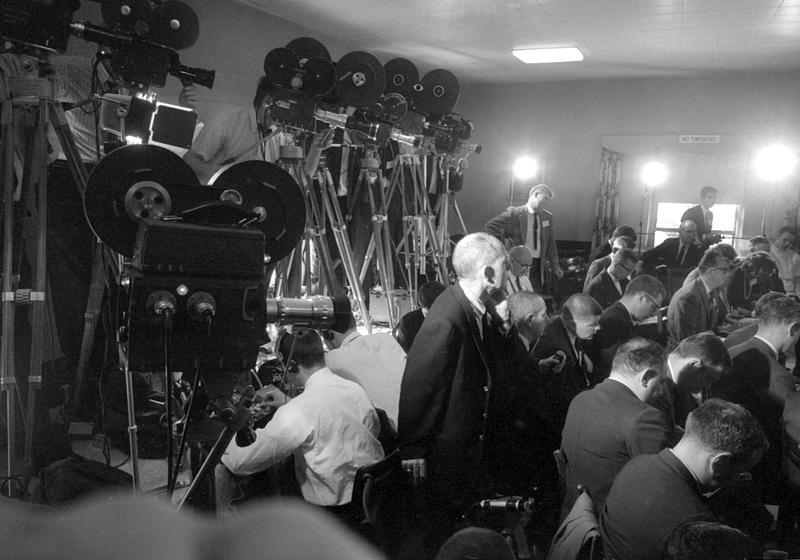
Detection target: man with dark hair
<box><xmin>601</xmin><ymin>399</ymin><xmax>769</xmax><ymax>560</ymax></box>
<box><xmin>325</xmin><ymin>297</ymin><xmax>407</xmax><ymax>429</ymax></box>
<box><xmin>662</xmin><ymin>521</ymin><xmax>760</xmax><ymax>560</ymax></box>
<box><xmin>639</xmin><ymin>220</ymin><xmax>705</xmax><ymax>274</ymax></box>
<box><xmin>667</xmin><ymin>250</ymin><xmax>734</xmax><ymax>344</ymax></box>
<box><xmin>393</xmin><ymin>281</ymin><xmax>447</xmax><ymax>353</ymax></box>
<box><xmin>719</xmin><ymin>294</ymin><xmax>800</xmax><ymax>405</ymax></box>
<box><xmin>585</xmin><ymin>247</ymin><xmax>638</xmax><ymax>309</ymax></box>
<box><xmin>750</xmin><ymin>235</ymin><xmax>771</xmax><ymax>254</ymax></box>
<box><xmin>560</xmin><ymin>338</ymin><xmax>670</xmax><ymax>519</ymax></box>
<box><xmin>398</xmin><ymin>232</ymin><xmax>509</xmax><ymax>554</ymax></box>
<box><xmin>486</xmin><ymin>183</ymin><xmax>562</xmax><ymax>293</ymax></box>
<box><xmin>650</xmin><ymin>333</ymin><xmax>731</xmax><ymax>440</ymax></box>
<box><xmin>726</xmin><ymin>251</ymin><xmax>784</xmax><ymax>315</ymax></box>
<box><xmin>681</xmin><ymin>186</ymin><xmax>719</xmax><ymax>247</ymax></box>
<box><xmin>218</xmin><ymin>329</ymin><xmax>383</xmax><ymax>518</ymax></box>
<box><xmin>532</xmin><ymin>293</ymin><xmax>603</xmax><ymax>446</ymax></box>
<box><xmin>587</xmin><ymin>224</ymin><xmax>638</xmax><ymax>264</ymax></box>
<box><xmin>595</xmin><ymin>274</ymin><xmax>667</xmax><ymax>376</ymax></box>
<box><xmin>584</xmin><ymin>235</ymin><xmax>635</xmax><ymax>291</ymax></box>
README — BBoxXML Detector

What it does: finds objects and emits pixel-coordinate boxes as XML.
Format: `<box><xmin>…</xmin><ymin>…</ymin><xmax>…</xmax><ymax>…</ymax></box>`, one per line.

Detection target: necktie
<box><xmin>677</xmin><ymin>244</ymin><xmax>686</xmax><ymax>266</ymax></box>
<box><xmin>516</xmin><ymin>277</ymin><xmax>522</xmax><ymax>291</ymax></box>
<box><xmin>532</xmin><ymin>213</ymin><xmax>539</xmax><ymax>250</ymax></box>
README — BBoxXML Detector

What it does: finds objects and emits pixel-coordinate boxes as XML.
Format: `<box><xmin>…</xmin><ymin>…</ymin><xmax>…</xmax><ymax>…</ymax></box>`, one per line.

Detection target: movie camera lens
<box><xmin>266</xmin><ymin>296</ymin><xmax>339</xmax><ymax>328</ymax></box>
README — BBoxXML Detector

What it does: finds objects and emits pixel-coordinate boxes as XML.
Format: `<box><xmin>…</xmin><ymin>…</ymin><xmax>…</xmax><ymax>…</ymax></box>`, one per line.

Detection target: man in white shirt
<box><xmin>325</xmin><ymin>297</ymin><xmax>406</xmax><ymax>430</ymax></box>
<box><xmin>218</xmin><ymin>329</ymin><xmax>383</xmax><ymax>517</ymax></box>
<box><xmin>770</xmin><ymin>226</ymin><xmax>800</xmax><ymax>294</ymax></box>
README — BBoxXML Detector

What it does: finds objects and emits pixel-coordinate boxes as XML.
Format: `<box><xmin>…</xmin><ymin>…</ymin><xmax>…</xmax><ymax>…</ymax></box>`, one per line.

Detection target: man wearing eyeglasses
<box><xmin>601</xmin><ymin>399</ymin><xmax>768</xmax><ymax>560</ymax></box>
<box><xmin>585</xmin><ymin>248</ymin><xmax>638</xmax><ymax>309</ymax></box>
<box><xmin>639</xmin><ymin>220</ymin><xmax>705</xmax><ymax>274</ymax></box>
<box><xmin>667</xmin><ymin>251</ymin><xmax>734</xmax><ymax>345</ymax></box>
<box><xmin>504</xmin><ymin>245</ymin><xmax>535</xmax><ymax>294</ymax></box>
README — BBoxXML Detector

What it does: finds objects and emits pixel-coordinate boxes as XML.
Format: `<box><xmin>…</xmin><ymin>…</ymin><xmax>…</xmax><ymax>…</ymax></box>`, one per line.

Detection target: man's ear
<box><xmin>788</xmin><ymin>321</ymin><xmax>800</xmax><ymax>339</ymax></box>
<box><xmin>710</xmin><ymin>451</ymin><xmax>733</xmax><ymax>479</ymax></box>
<box><xmin>484</xmin><ymin>265</ymin><xmax>496</xmax><ymax>285</ymax></box>
<box><xmin>641</xmin><ymin>368</ymin><xmax>660</xmax><ymax>387</ymax></box>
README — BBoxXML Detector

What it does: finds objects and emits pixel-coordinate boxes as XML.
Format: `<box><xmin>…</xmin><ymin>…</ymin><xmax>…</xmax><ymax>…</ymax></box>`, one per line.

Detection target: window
<box><xmin>653</xmin><ymin>203</ymin><xmax>741</xmax><ymax>248</ymax></box>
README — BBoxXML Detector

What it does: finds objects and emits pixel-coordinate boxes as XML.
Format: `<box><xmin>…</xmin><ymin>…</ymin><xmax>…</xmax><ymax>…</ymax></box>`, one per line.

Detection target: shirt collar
<box><xmin>753</xmin><ymin>335</ymin><xmax>779</xmax><ymax>359</ymax></box>
<box><xmin>459</xmin><ymin>279</ymin><xmax>486</xmax><ymax>316</ymax></box>
<box><xmin>341</xmin><ymin>331</ymin><xmax>360</xmax><ymax>347</ymax></box>
<box><xmin>667</xmin><ymin>357</ymin><xmax>678</xmax><ymax>383</ymax></box>
<box><xmin>668</xmin><ymin>448</ymin><xmax>703</xmax><ymax>490</ymax></box>
<box><xmin>304</xmin><ymin>366</ymin><xmax>331</xmax><ymax>389</ymax></box>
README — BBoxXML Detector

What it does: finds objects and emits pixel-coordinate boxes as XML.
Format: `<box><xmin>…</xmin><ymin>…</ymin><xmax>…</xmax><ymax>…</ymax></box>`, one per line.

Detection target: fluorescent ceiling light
<box><xmin>512</xmin><ymin>47</ymin><xmax>584</xmax><ymax>64</ymax></box>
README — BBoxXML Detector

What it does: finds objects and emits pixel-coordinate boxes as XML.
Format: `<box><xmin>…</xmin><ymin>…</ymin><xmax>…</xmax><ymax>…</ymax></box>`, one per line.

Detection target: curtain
<box><xmin>591</xmin><ymin>147</ymin><xmax>623</xmax><ymax>251</ymax></box>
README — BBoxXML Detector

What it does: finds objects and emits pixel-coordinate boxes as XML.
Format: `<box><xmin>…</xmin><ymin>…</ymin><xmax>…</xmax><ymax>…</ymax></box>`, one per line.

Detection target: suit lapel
<box><xmin>453</xmin><ymin>283</ymin><xmax>492</xmax><ymax>376</ymax></box>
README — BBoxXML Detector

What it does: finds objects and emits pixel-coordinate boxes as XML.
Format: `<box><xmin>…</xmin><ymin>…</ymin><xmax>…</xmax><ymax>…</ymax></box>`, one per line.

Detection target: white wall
<box><xmin>456</xmin><ymin>73</ymin><xmax>800</xmax><ymax>245</ymax></box>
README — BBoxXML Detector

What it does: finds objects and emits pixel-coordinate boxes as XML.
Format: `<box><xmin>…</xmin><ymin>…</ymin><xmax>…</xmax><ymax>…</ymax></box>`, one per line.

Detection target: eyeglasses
<box><xmin>512</xmin><ymin>258</ymin><xmax>533</xmax><ymax>269</ymax></box>
<box><xmin>642</xmin><ymin>292</ymin><xmax>661</xmax><ymax>311</ymax></box>
<box><xmin>711</xmin><ymin>264</ymin><xmax>736</xmax><ymax>273</ymax></box>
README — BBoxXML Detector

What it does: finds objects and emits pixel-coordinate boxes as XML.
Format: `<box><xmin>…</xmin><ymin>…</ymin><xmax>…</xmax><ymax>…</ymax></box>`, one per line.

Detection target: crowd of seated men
<box><xmin>206</xmin><ymin>221</ymin><xmax>800</xmax><ymax>559</ymax></box>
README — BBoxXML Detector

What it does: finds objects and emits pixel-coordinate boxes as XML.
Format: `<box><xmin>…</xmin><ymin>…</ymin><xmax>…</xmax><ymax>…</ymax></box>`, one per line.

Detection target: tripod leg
<box><xmin>1</xmin><ymin>88</ymin><xmax>18</xmax><ymax>493</ymax></box>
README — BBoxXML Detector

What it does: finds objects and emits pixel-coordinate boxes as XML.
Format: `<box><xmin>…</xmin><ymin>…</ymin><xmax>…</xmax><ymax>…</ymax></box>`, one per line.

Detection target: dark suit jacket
<box><xmin>393</xmin><ymin>308</ymin><xmax>424</xmax><ymax>353</ymax></box>
<box><xmin>681</xmin><ymin>204</ymin><xmax>712</xmax><ymax>237</ymax></box>
<box><xmin>561</xmin><ymin>379</ymin><xmax>670</xmax><ymax>519</ymax></box>
<box><xmin>585</xmin><ymin>270</ymin><xmax>626</xmax><ymax>309</ymax></box>
<box><xmin>667</xmin><ymin>278</ymin><xmax>726</xmax><ymax>345</ymax></box>
<box><xmin>640</xmin><ymin>237</ymin><xmax>704</xmax><ymax>273</ymax></box>
<box><xmin>583</xmin><ymin>255</ymin><xmax>611</xmax><ymax>292</ymax></box>
<box><xmin>398</xmin><ymin>283</ymin><xmax>504</xmax><ymax>508</ymax></box>
<box><xmin>595</xmin><ymin>301</ymin><xmax>635</xmax><ymax>376</ymax></box>
<box><xmin>587</xmin><ymin>241</ymin><xmax>612</xmax><ymax>266</ymax></box>
<box><xmin>727</xmin><ymin>336</ymin><xmax>795</xmax><ymax>404</ymax></box>
<box><xmin>531</xmin><ymin>317</ymin><xmax>602</xmax><ymax>446</ymax></box>
<box><xmin>600</xmin><ymin>449</ymin><xmax>715</xmax><ymax>560</ymax></box>
<box><xmin>485</xmin><ymin>205</ymin><xmax>558</xmax><ymax>285</ymax></box>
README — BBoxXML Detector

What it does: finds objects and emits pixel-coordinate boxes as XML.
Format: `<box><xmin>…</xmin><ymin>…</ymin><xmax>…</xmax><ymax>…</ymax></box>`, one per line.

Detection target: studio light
<box><xmin>512</xmin><ymin>47</ymin><xmax>584</xmax><ymax>64</ymax></box>
<box><xmin>754</xmin><ymin>144</ymin><xmax>797</xmax><ymax>181</ymax></box>
<box><xmin>641</xmin><ymin>161</ymin><xmax>668</xmax><ymax>187</ymax></box>
<box><xmin>512</xmin><ymin>156</ymin><xmax>538</xmax><ymax>180</ymax></box>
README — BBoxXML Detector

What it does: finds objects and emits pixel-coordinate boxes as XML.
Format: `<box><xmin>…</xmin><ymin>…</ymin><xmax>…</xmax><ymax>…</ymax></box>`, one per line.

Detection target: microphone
<box><xmin>147</xmin><ymin>290</ymin><xmax>177</xmax><ymax>316</ymax></box>
<box><xmin>478</xmin><ymin>497</ymin><xmax>535</xmax><ymax>512</ymax></box>
<box><xmin>187</xmin><ymin>292</ymin><xmax>216</xmax><ymax>322</ymax></box>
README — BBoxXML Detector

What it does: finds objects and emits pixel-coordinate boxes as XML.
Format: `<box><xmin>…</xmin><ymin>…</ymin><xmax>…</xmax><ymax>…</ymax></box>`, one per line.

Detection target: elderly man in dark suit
<box><xmin>531</xmin><ymin>293</ymin><xmax>603</xmax><ymax>448</ymax></box>
<box><xmin>639</xmin><ymin>219</ymin><xmax>705</xmax><ymax>274</ymax></box>
<box><xmin>667</xmin><ymin>250</ymin><xmax>734</xmax><ymax>346</ymax></box>
<box><xmin>585</xmin><ymin>248</ymin><xmax>638</xmax><ymax>309</ymax></box>
<box><xmin>560</xmin><ymin>338</ymin><xmax>670</xmax><ymax>520</ymax></box>
<box><xmin>486</xmin><ymin>183</ymin><xmax>563</xmax><ymax>293</ymax></box>
<box><xmin>681</xmin><ymin>185</ymin><xmax>719</xmax><ymax>248</ymax></box>
<box><xmin>601</xmin><ymin>399</ymin><xmax>768</xmax><ymax>560</ymax></box>
<box><xmin>398</xmin><ymin>232</ymin><xmax>509</xmax><ymax>555</ymax></box>
<box><xmin>595</xmin><ymin>274</ymin><xmax>667</xmax><ymax>376</ymax></box>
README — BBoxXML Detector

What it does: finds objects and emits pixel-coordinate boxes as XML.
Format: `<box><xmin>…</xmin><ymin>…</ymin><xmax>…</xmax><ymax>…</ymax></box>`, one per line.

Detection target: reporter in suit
<box><xmin>639</xmin><ymin>220</ymin><xmax>705</xmax><ymax>274</ymax></box>
<box><xmin>667</xmin><ymin>251</ymin><xmax>734</xmax><ymax>345</ymax></box>
<box><xmin>561</xmin><ymin>338</ymin><xmax>670</xmax><ymax>519</ymax></box>
<box><xmin>486</xmin><ymin>183</ymin><xmax>562</xmax><ymax>293</ymax></box>
<box><xmin>585</xmin><ymin>248</ymin><xmax>637</xmax><ymax>309</ymax></box>
<box><xmin>398</xmin><ymin>233</ymin><xmax>510</xmax><ymax>554</ymax></box>
<box><xmin>681</xmin><ymin>185</ymin><xmax>718</xmax><ymax>247</ymax></box>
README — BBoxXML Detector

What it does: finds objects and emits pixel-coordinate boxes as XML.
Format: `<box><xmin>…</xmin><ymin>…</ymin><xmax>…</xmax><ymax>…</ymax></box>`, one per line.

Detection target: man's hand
<box><xmin>178</xmin><ymin>84</ymin><xmax>198</xmax><ymax>109</ymax></box>
<box><xmin>256</xmin><ymin>384</ymin><xmax>289</xmax><ymax>407</ymax></box>
<box><xmin>539</xmin><ymin>350</ymin><xmax>566</xmax><ymax>374</ymax></box>
<box><xmin>402</xmin><ymin>458</ymin><xmax>427</xmax><ymax>486</ymax></box>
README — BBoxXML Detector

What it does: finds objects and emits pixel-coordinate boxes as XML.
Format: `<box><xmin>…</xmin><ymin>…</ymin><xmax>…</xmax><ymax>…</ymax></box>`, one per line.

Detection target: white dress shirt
<box><xmin>326</xmin><ymin>331</ymin><xmax>406</xmax><ymax>429</ymax></box>
<box><xmin>221</xmin><ymin>367</ymin><xmax>384</xmax><ymax>506</ymax></box>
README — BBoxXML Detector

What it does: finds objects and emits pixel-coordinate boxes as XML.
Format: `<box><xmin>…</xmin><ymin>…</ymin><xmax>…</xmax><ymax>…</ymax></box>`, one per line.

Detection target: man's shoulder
<box><xmin>587</xmin><ymin>271</ymin><xmax>611</xmax><ymax>289</ymax></box>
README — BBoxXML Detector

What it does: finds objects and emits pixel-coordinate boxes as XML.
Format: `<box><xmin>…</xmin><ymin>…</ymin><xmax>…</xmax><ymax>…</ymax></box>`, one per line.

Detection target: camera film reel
<box><xmin>334</xmin><ymin>51</ymin><xmax>386</xmax><ymax>108</ymax></box>
<box><xmin>415</xmin><ymin>68</ymin><xmax>460</xmax><ymax>116</ymax></box>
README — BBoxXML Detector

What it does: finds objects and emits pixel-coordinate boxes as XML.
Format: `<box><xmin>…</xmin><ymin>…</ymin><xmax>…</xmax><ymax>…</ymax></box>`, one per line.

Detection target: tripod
<box><xmin>1</xmin><ymin>71</ymin><xmax>89</xmax><ymax>492</ymax></box>
<box><xmin>352</xmin><ymin>150</ymin><xmax>398</xmax><ymax>327</ymax></box>
<box><xmin>386</xmin><ymin>152</ymin><xmax>449</xmax><ymax>302</ymax></box>
<box><xmin>277</xmin><ymin>142</ymin><xmax>372</xmax><ymax>331</ymax></box>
